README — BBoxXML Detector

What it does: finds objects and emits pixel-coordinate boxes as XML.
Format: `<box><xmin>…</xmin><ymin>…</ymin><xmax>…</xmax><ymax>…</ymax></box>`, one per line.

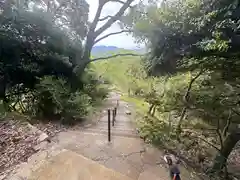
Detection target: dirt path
<box><xmin>8</xmin><ymin>92</ymin><xmax>201</xmax><ymax>180</ymax></box>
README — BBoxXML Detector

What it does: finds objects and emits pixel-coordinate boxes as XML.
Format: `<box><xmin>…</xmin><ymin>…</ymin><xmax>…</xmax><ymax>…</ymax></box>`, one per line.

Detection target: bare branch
<box><xmin>88</xmin><ymin>1</ymin><xmax>105</xmax><ymax>35</ymax></box>
<box><xmin>91</xmin><ymin>53</ymin><xmax>142</xmax><ymax>61</ymax></box>
<box><xmin>94</xmin><ymin>0</ymin><xmax>135</xmax><ymax>37</ymax></box>
<box><xmin>94</xmin><ymin>30</ymin><xmax>132</xmax><ymax>44</ymax></box>
<box><xmin>99</xmin><ymin>15</ymin><xmax>114</xmax><ymax>21</ymax></box>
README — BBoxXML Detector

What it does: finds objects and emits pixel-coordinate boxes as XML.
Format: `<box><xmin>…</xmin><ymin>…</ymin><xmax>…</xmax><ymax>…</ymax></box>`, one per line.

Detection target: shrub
<box><xmin>26</xmin><ymin>76</ymin><xmax>93</xmax><ymax>124</ymax></box>
<box><xmin>82</xmin><ymin>68</ymin><xmax>109</xmax><ymax>103</ymax></box>
<box><xmin>137</xmin><ymin>115</ymin><xmax>171</xmax><ymax>145</ymax></box>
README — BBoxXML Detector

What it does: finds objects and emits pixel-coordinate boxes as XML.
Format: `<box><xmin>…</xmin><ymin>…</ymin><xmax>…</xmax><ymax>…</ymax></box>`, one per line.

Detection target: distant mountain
<box><xmin>91</xmin><ymin>46</ymin><xmax>119</xmax><ymax>56</ymax></box>
<box><xmin>91</xmin><ymin>45</ymin><xmax>146</xmax><ymax>57</ymax></box>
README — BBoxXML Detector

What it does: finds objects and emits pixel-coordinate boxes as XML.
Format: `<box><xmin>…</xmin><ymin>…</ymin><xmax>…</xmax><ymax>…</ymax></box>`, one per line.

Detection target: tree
<box><xmin>0</xmin><ymin>0</ymin><xmax>83</xmax><ymax>110</ymax></box>
<box><xmin>125</xmin><ymin>0</ymin><xmax>240</xmax><ymax>175</ymax></box>
<box><xmin>36</xmin><ymin>0</ymin><xmax>140</xmax><ymax>75</ymax></box>
<box><xmin>1</xmin><ymin>0</ymin><xmax>141</xmax><ymax>118</ymax></box>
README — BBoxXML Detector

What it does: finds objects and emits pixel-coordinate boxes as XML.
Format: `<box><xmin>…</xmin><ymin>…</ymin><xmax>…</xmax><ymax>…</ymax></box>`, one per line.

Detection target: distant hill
<box><xmin>91</xmin><ymin>46</ymin><xmax>119</xmax><ymax>56</ymax></box>
<box><xmin>91</xmin><ymin>45</ymin><xmax>146</xmax><ymax>57</ymax></box>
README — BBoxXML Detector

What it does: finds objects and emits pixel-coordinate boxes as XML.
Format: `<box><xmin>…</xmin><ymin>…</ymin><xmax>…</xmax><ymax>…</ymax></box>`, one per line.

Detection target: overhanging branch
<box><xmin>94</xmin><ymin>30</ymin><xmax>132</xmax><ymax>44</ymax></box>
<box><xmin>91</xmin><ymin>53</ymin><xmax>142</xmax><ymax>61</ymax></box>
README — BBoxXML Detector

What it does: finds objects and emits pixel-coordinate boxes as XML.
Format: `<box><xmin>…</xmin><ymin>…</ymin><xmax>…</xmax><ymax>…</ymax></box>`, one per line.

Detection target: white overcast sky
<box><xmin>86</xmin><ymin>0</ymin><xmax>141</xmax><ymax>49</ymax></box>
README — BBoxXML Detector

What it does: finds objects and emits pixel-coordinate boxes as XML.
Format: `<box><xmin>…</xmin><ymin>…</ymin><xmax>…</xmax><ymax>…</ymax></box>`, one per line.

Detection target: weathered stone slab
<box><xmin>28</xmin><ymin>150</ymin><xmax>134</xmax><ymax>180</ymax></box>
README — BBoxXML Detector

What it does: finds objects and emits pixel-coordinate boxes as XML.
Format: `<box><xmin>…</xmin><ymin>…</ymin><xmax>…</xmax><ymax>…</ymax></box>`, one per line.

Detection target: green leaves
<box><xmin>126</xmin><ymin>0</ymin><xmax>240</xmax><ymax>76</ymax></box>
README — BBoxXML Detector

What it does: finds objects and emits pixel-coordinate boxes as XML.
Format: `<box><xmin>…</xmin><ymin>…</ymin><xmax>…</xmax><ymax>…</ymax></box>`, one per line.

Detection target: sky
<box><xmin>86</xmin><ymin>0</ymin><xmax>142</xmax><ymax>49</ymax></box>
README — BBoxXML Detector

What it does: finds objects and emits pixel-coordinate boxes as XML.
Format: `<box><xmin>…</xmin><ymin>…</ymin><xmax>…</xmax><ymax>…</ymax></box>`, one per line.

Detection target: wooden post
<box><xmin>112</xmin><ymin>109</ymin><xmax>115</xmax><ymax>126</ymax></box>
<box><xmin>114</xmin><ymin>107</ymin><xmax>117</xmax><ymax>120</ymax></box>
<box><xmin>108</xmin><ymin>109</ymin><xmax>111</xmax><ymax>142</ymax></box>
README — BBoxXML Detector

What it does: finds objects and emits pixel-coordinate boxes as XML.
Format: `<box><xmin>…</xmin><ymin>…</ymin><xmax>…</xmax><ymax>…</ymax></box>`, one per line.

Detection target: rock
<box><xmin>125</xmin><ymin>110</ymin><xmax>131</xmax><ymax>115</ymax></box>
<box><xmin>37</xmin><ymin>133</ymin><xmax>49</xmax><ymax>143</ymax></box>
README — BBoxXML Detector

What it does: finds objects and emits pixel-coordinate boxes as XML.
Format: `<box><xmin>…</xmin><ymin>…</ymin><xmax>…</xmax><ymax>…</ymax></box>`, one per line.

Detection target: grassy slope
<box><xmin>91</xmin><ymin>55</ymin><xmax>140</xmax><ymax>92</ymax></box>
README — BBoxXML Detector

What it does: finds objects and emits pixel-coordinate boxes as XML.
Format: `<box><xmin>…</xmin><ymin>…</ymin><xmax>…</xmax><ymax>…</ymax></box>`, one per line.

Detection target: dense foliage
<box><xmin>0</xmin><ymin>0</ymin><xmax>109</xmax><ymax>123</ymax></box>
<box><xmin>117</xmin><ymin>0</ymin><xmax>240</xmax><ymax>179</ymax></box>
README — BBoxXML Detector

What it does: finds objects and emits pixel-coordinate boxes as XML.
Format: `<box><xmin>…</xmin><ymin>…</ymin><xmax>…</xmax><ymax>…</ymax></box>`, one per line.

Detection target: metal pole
<box><xmin>108</xmin><ymin>109</ymin><xmax>111</xmax><ymax>142</ymax></box>
<box><xmin>112</xmin><ymin>109</ymin><xmax>115</xmax><ymax>126</ymax></box>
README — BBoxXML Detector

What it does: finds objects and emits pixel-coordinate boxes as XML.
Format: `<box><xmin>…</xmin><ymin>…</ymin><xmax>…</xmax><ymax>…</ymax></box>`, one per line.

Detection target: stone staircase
<box><xmin>9</xmin><ymin>149</ymin><xmax>134</xmax><ymax>180</ymax></box>
<box><xmin>6</xmin><ymin>92</ymin><xmax>201</xmax><ymax>180</ymax></box>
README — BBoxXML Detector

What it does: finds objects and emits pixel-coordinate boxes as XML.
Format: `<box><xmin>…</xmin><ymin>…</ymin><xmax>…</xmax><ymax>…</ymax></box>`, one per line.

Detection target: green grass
<box><xmin>121</xmin><ymin>95</ymin><xmax>148</xmax><ymax>114</ymax></box>
<box><xmin>91</xmin><ymin>55</ymin><xmax>143</xmax><ymax>92</ymax></box>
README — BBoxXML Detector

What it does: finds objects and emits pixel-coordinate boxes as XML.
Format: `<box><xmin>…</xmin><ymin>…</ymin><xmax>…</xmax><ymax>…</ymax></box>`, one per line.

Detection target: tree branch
<box><xmin>99</xmin><ymin>15</ymin><xmax>114</xmax><ymax>21</ymax></box>
<box><xmin>94</xmin><ymin>0</ymin><xmax>135</xmax><ymax>37</ymax></box>
<box><xmin>91</xmin><ymin>53</ymin><xmax>142</xmax><ymax>61</ymax></box>
<box><xmin>88</xmin><ymin>1</ymin><xmax>105</xmax><ymax>36</ymax></box>
<box><xmin>184</xmin><ymin>70</ymin><xmax>203</xmax><ymax>102</ymax></box>
<box><xmin>176</xmin><ymin>69</ymin><xmax>203</xmax><ymax>139</ymax></box>
<box><xmin>223</xmin><ymin>110</ymin><xmax>232</xmax><ymax>137</ymax></box>
<box><xmin>94</xmin><ymin>30</ymin><xmax>132</xmax><ymax>44</ymax></box>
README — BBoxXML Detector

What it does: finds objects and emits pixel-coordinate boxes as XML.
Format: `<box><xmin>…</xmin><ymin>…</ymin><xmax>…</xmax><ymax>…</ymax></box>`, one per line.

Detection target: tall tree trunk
<box><xmin>73</xmin><ymin>36</ymin><xmax>94</xmax><ymax>80</ymax></box>
<box><xmin>210</xmin><ymin>130</ymin><xmax>240</xmax><ymax>173</ymax></box>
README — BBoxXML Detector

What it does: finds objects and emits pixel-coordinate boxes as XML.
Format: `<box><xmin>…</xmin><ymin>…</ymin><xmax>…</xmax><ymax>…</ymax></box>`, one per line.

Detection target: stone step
<box><xmin>13</xmin><ymin>150</ymin><xmax>134</xmax><ymax>180</ymax></box>
<box><xmin>83</xmin><ymin>128</ymin><xmax>139</xmax><ymax>138</ymax></box>
<box><xmin>90</xmin><ymin>124</ymin><xmax>133</xmax><ymax>130</ymax></box>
